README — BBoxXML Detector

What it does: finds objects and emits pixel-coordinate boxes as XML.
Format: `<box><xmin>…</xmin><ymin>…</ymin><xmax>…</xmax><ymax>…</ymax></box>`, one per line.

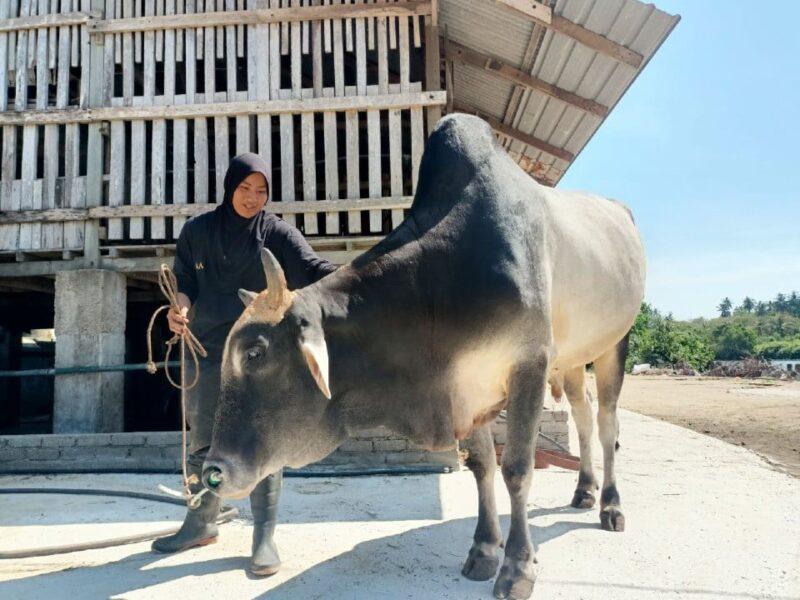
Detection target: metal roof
<box><xmin>439</xmin><ymin>0</ymin><xmax>680</xmax><ymax>185</ymax></box>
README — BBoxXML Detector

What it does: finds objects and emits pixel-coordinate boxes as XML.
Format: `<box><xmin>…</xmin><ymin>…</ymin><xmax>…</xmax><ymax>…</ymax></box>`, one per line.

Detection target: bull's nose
<box><xmin>202</xmin><ymin>465</ymin><xmax>225</xmax><ymax>492</ymax></box>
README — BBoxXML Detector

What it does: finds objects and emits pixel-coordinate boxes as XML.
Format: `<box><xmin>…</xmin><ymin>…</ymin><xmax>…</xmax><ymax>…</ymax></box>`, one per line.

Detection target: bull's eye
<box><xmin>246</xmin><ymin>347</ymin><xmax>263</xmax><ymax>361</ymax></box>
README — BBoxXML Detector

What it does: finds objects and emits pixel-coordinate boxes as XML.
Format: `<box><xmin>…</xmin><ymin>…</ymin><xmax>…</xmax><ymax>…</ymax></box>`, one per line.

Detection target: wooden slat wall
<box><xmin>0</xmin><ymin>0</ymin><xmax>438</xmax><ymax>254</ymax></box>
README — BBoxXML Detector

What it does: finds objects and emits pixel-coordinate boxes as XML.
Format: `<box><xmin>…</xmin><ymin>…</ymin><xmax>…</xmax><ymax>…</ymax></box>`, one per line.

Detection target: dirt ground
<box><xmin>617</xmin><ymin>375</ymin><xmax>800</xmax><ymax>478</ymax></box>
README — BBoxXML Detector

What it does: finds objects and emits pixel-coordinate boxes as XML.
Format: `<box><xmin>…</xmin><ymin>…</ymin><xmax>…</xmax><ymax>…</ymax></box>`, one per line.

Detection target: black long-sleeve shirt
<box><xmin>173</xmin><ymin>209</ymin><xmax>336</xmax><ymax>358</ymax></box>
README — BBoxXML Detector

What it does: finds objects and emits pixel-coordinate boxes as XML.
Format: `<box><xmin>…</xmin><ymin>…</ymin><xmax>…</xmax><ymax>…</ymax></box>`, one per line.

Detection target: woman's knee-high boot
<box><xmin>249</xmin><ymin>470</ymin><xmax>283</xmax><ymax>576</ymax></box>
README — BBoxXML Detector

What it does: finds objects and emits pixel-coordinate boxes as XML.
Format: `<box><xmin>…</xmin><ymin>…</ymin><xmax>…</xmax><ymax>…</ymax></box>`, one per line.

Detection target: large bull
<box><xmin>203</xmin><ymin>114</ymin><xmax>645</xmax><ymax>599</ymax></box>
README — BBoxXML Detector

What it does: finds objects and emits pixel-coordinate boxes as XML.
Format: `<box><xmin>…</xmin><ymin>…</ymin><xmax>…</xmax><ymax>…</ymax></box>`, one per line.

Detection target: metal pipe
<box><xmin>0</xmin><ymin>361</ymin><xmax>180</xmax><ymax>378</ymax></box>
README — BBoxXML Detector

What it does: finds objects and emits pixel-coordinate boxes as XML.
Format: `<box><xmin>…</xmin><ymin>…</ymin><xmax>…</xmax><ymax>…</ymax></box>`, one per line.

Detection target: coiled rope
<box><xmin>146</xmin><ymin>264</ymin><xmax>208</xmax><ymax>509</ymax></box>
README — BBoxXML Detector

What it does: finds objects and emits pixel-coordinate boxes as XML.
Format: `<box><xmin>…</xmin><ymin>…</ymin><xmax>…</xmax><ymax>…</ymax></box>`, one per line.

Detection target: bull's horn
<box><xmin>261</xmin><ymin>248</ymin><xmax>288</xmax><ymax>307</ymax></box>
<box><xmin>238</xmin><ymin>288</ymin><xmax>258</xmax><ymax>307</ymax></box>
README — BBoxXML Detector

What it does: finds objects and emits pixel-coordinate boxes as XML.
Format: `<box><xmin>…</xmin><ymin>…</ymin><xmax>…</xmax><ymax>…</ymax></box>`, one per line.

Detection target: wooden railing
<box><xmin>0</xmin><ymin>0</ymin><xmax>444</xmax><ymax>259</ymax></box>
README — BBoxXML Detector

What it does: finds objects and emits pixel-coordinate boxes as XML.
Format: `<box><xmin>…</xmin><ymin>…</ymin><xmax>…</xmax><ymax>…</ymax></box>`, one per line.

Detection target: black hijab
<box><xmin>211</xmin><ymin>153</ymin><xmax>271</xmax><ymax>288</ymax></box>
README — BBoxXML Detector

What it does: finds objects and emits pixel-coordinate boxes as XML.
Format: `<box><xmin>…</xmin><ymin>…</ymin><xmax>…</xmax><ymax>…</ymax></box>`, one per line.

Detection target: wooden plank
<box><xmin>204</xmin><ymin>3</ymin><xmax>216</xmax><ymax>99</ymax></box>
<box><xmin>322</xmin><ymin>111</ymin><xmax>338</xmax><ymax>233</ymax></box>
<box><xmin>269</xmin><ymin>0</ymin><xmax>281</xmax><ymax>96</ymax></box>
<box><xmin>60</xmin><ymin>113</ymin><xmax>78</xmax><ymax>246</ymax></box>
<box><xmin>108</xmin><ymin>120</ymin><xmax>125</xmax><ymax>239</ymax></box>
<box><xmin>175</xmin><ymin>0</ymin><xmax>183</xmax><ymax>62</ymax></box>
<box><xmin>0</xmin><ymin>1</ymin><xmax>9</xmax><ymax>112</ymax></box>
<box><xmin>354</xmin><ymin>6</ymin><xmax>366</xmax><ymax>95</ymax></box>
<box><xmin>172</xmin><ymin>118</ymin><xmax>188</xmax><ymax>236</ymax></box>
<box><xmin>14</xmin><ymin>1</ymin><xmax>31</xmax><ymax>113</ymax></box>
<box><xmin>18</xmin><ymin>126</ymin><xmax>38</xmax><ymax>250</ymax></box>
<box><xmin>388</xmin><ymin>108</ymin><xmax>402</xmax><ymax>227</ymax></box>
<box><xmin>0</xmin><ymin>11</ymin><xmax>99</xmax><ymax>34</ymax></box>
<box><xmin>102</xmin><ymin>1</ymin><xmax>116</xmax><ymax>105</ymax></box>
<box><xmin>366</xmin><ymin>109</ymin><xmax>381</xmax><ymax>232</ymax></box>
<box><xmin>279</xmin><ymin>113</ymin><xmax>295</xmax><ymax>226</ymax></box>
<box><xmin>184</xmin><ymin>0</ymin><xmax>197</xmax><ymax>103</ymax></box>
<box><xmin>164</xmin><ymin>0</ymin><xmax>176</xmax><ymax>102</ymax></box>
<box><xmin>377</xmin><ymin>16</ymin><xmax>388</xmax><ymax>94</ymax></box>
<box><xmin>135</xmin><ymin>0</ymin><xmax>143</xmax><ymax>61</ymax></box>
<box><xmin>6</xmin><ymin>2</ymin><xmax>18</xmax><ymax>78</ymax></box>
<box><xmin>344</xmin><ymin>110</ymin><xmax>359</xmax><ymax>233</ymax></box>
<box><xmin>151</xmin><ymin>118</ymin><xmax>166</xmax><ymax>238</ymax></box>
<box><xmin>312</xmin><ymin>9</ymin><xmax>322</xmax><ymax>97</ymax></box>
<box><xmin>225</xmin><ymin>0</ymin><xmax>237</xmax><ymax>98</ymax></box>
<box><xmin>290</xmin><ymin>6</ymin><xmax>301</xmax><ymax>97</ymax></box>
<box><xmin>1</xmin><ymin>197</ymin><xmax>415</xmax><ymax>224</ymax></box>
<box><xmin>0</xmin><ymin>91</ymin><xmax>448</xmax><ymax>124</ymax></box>
<box><xmin>344</xmin><ymin>1</ymin><xmax>353</xmax><ymax>52</ymax></box>
<box><xmin>0</xmin><ymin>127</ymin><xmax>19</xmax><ymax>250</ymax></box>
<box><xmin>332</xmin><ymin>10</ymin><xmax>344</xmax><ymax>96</ymax></box>
<box><xmin>456</xmin><ymin>102</ymin><xmax>575</xmax><ymax>163</ymax></box>
<box><xmin>215</xmin><ymin>0</ymin><xmax>224</xmax><ymax>59</ymax></box>
<box><xmin>495</xmin><ymin>0</ymin><xmax>643</xmax><ymax>69</ymax></box>
<box><xmin>122</xmin><ymin>0</ymin><xmax>135</xmax><ymax>104</ymax></box>
<box><xmin>237</xmin><ymin>0</ymin><xmax>245</xmax><ymax>58</ymax></box>
<box><xmin>444</xmin><ymin>39</ymin><xmax>609</xmax><ymax>118</ymax></box>
<box><xmin>155</xmin><ymin>0</ymin><xmax>164</xmax><ymax>62</ymax></box>
<box><xmin>42</xmin><ymin>124</ymin><xmax>62</xmax><ymax>248</ymax></box>
<box><xmin>85</xmin><ymin>0</ymin><xmax>436</xmax><ymax>33</ymax></box>
<box><xmin>399</xmin><ymin>15</ymin><xmax>410</xmax><ymax>92</ymax></box>
<box><xmin>410</xmin><ymin>106</ymin><xmax>423</xmax><ymax>191</ymax></box>
<box><xmin>300</xmin><ymin>112</ymin><xmax>317</xmax><ymax>234</ymax></box>
<box><xmin>323</xmin><ymin>0</ymin><xmax>331</xmax><ymax>54</ymax></box>
<box><xmin>35</xmin><ymin>1</ymin><xmax>49</xmax><ymax>109</ymax></box>
<box><xmin>129</xmin><ymin>121</ymin><xmax>146</xmax><ymax>238</ymax></box>
<box><xmin>424</xmin><ymin>19</ymin><xmax>441</xmax><ymax>132</ymax></box>
<box><xmin>193</xmin><ymin>117</ymin><xmax>209</xmax><ymax>204</ymax></box>
<box><xmin>143</xmin><ymin>0</ymin><xmax>156</xmax><ymax>102</ymax></box>
<box><xmin>214</xmin><ymin>116</ymin><xmax>229</xmax><ymax>203</ymax></box>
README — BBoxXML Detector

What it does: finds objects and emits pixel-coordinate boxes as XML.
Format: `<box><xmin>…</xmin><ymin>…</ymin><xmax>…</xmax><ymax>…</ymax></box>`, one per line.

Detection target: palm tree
<box><xmin>739</xmin><ymin>297</ymin><xmax>755</xmax><ymax>313</ymax></box>
<box><xmin>717</xmin><ymin>297</ymin><xmax>733</xmax><ymax>318</ymax></box>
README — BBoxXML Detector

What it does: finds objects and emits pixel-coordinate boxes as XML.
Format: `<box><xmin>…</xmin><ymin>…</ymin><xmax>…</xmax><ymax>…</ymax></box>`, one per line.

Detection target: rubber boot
<box><xmin>249</xmin><ymin>470</ymin><xmax>283</xmax><ymax>576</ymax></box>
<box><xmin>152</xmin><ymin>459</ymin><xmax>221</xmax><ymax>553</ymax></box>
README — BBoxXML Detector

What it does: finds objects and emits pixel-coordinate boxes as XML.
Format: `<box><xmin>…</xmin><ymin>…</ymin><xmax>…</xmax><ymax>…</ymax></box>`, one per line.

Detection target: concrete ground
<box><xmin>1</xmin><ymin>410</ymin><xmax>798</xmax><ymax>600</ymax></box>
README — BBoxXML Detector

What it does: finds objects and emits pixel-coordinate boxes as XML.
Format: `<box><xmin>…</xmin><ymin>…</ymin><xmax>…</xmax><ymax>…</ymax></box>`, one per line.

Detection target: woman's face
<box><xmin>231</xmin><ymin>172</ymin><xmax>269</xmax><ymax>218</ymax></box>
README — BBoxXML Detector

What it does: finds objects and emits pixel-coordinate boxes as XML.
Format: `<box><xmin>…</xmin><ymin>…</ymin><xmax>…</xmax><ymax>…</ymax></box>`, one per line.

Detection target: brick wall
<box><xmin>0</xmin><ymin>409</ymin><xmax>570</xmax><ymax>474</ymax></box>
<box><xmin>0</xmin><ymin>428</ymin><xmax>459</xmax><ymax>473</ymax></box>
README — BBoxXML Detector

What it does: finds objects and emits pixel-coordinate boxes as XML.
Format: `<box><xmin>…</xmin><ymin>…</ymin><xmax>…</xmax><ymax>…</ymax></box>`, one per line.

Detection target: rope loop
<box><xmin>146</xmin><ymin>264</ymin><xmax>209</xmax><ymax>507</ymax></box>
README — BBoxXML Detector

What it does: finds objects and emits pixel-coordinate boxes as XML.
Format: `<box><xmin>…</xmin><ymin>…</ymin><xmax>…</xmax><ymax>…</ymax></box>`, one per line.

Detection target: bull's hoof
<box><xmin>492</xmin><ymin>557</ymin><xmax>537</xmax><ymax>599</ymax></box>
<box><xmin>461</xmin><ymin>544</ymin><xmax>500</xmax><ymax>581</ymax></box>
<box><xmin>570</xmin><ymin>489</ymin><xmax>596</xmax><ymax>509</ymax></box>
<box><xmin>600</xmin><ymin>506</ymin><xmax>625</xmax><ymax>532</ymax></box>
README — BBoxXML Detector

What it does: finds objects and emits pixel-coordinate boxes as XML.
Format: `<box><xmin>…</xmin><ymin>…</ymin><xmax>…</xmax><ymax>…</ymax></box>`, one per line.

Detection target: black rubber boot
<box><xmin>249</xmin><ymin>470</ymin><xmax>283</xmax><ymax>576</ymax></box>
<box><xmin>152</xmin><ymin>458</ymin><xmax>221</xmax><ymax>554</ymax></box>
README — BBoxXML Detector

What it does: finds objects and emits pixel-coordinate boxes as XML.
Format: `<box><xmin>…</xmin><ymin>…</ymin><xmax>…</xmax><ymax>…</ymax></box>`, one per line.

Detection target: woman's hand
<box><xmin>167</xmin><ymin>295</ymin><xmax>191</xmax><ymax>335</ymax></box>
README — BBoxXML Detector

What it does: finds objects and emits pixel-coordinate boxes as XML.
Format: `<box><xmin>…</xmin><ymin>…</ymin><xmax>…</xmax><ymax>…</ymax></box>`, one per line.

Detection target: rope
<box><xmin>146</xmin><ymin>264</ymin><xmax>208</xmax><ymax>509</ymax></box>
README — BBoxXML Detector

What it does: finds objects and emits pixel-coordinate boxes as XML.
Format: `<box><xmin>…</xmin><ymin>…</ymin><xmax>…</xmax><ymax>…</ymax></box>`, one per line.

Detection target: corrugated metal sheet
<box><xmin>439</xmin><ymin>0</ymin><xmax>680</xmax><ymax>185</ymax></box>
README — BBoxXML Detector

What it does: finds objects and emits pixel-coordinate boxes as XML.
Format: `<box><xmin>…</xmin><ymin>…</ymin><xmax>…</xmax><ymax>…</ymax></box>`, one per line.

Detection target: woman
<box><xmin>151</xmin><ymin>153</ymin><xmax>336</xmax><ymax>576</ymax></box>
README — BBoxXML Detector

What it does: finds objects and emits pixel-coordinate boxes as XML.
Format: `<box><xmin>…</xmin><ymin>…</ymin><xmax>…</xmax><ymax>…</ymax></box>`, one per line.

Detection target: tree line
<box><xmin>626</xmin><ymin>291</ymin><xmax>800</xmax><ymax>371</ymax></box>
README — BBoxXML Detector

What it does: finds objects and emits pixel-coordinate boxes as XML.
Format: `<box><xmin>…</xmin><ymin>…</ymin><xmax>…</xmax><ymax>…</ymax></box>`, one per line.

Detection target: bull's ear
<box><xmin>238</xmin><ymin>288</ymin><xmax>258</xmax><ymax>307</ymax></box>
<box><xmin>300</xmin><ymin>337</ymin><xmax>331</xmax><ymax>400</ymax></box>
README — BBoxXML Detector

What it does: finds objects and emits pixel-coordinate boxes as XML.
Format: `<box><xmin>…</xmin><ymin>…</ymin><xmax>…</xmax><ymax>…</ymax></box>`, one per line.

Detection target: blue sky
<box><xmin>559</xmin><ymin>1</ymin><xmax>800</xmax><ymax>319</ymax></box>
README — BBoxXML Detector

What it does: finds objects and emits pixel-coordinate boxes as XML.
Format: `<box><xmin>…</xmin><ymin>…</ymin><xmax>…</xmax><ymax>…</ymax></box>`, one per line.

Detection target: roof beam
<box><xmin>454</xmin><ymin>103</ymin><xmax>574</xmax><ymax>163</ymax></box>
<box><xmin>443</xmin><ymin>39</ymin><xmax>609</xmax><ymax>118</ymax></box>
<box><xmin>495</xmin><ymin>0</ymin><xmax>643</xmax><ymax>69</ymax></box>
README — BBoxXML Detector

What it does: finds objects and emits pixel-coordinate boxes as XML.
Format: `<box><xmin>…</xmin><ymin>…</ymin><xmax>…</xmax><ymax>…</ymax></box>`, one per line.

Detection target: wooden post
<box><xmin>423</xmin><ymin>0</ymin><xmax>440</xmax><ymax>133</ymax></box>
<box><xmin>84</xmin><ymin>0</ymin><xmax>107</xmax><ymax>267</ymax></box>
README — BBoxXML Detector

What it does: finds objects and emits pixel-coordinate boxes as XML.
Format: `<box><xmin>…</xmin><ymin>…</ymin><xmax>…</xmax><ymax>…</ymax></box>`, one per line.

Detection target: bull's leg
<box><xmin>462</xmin><ymin>423</ymin><xmax>504</xmax><ymax>581</ymax></box>
<box><xmin>593</xmin><ymin>335</ymin><xmax>629</xmax><ymax>532</ymax></box>
<box><xmin>563</xmin><ymin>366</ymin><xmax>598</xmax><ymax>508</ymax></box>
<box><xmin>493</xmin><ymin>354</ymin><xmax>549</xmax><ymax>600</ymax></box>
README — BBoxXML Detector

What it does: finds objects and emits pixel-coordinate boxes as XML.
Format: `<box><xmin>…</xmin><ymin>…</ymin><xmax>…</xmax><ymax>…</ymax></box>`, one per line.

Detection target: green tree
<box><xmin>717</xmin><ymin>297</ymin><xmax>733</xmax><ymax>318</ymax></box>
<box><xmin>713</xmin><ymin>321</ymin><xmax>756</xmax><ymax>360</ymax></box>
<box><xmin>738</xmin><ymin>297</ymin><xmax>755</xmax><ymax>313</ymax></box>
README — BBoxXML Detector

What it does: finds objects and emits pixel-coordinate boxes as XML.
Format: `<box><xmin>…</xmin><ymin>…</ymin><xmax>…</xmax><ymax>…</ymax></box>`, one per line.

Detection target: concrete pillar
<box><xmin>53</xmin><ymin>269</ymin><xmax>127</xmax><ymax>433</ymax></box>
